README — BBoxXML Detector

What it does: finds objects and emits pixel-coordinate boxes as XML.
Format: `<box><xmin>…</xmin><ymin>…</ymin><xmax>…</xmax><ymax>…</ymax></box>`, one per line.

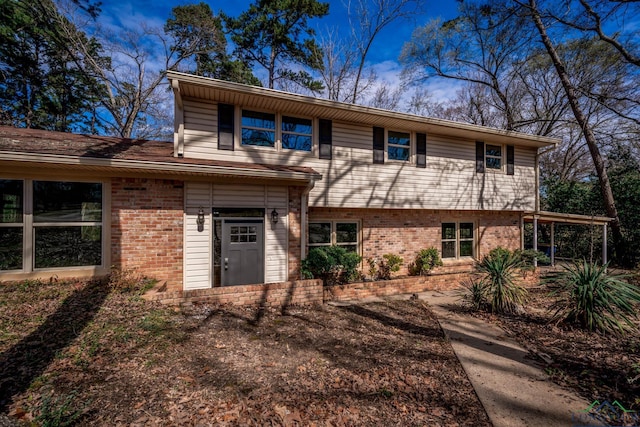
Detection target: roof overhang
<box><xmin>523</xmin><ymin>211</ymin><xmax>613</xmax><ymax>226</ymax></box>
<box><xmin>167</xmin><ymin>71</ymin><xmax>560</xmax><ymax>150</ymax></box>
<box><xmin>0</xmin><ymin>151</ymin><xmax>321</xmax><ymax>183</ymax></box>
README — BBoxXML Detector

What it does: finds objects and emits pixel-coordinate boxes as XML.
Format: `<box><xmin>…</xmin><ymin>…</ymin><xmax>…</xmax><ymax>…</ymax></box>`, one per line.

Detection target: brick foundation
<box><xmin>144</xmin><ymin>279</ymin><xmax>324</xmax><ymax>307</ymax></box>
<box><xmin>111</xmin><ymin>178</ymin><xmax>184</xmax><ymax>291</ymax></box>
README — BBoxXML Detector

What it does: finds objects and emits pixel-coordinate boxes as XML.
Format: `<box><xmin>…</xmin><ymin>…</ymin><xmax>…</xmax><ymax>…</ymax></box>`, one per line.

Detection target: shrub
<box><xmin>377</xmin><ymin>253</ymin><xmax>403</xmax><ymax>280</ymax></box>
<box><xmin>517</xmin><ymin>249</ymin><xmax>551</xmax><ymax>270</ymax></box>
<box><xmin>410</xmin><ymin>248</ymin><xmax>443</xmax><ymax>276</ymax></box>
<box><xmin>459</xmin><ymin>277</ymin><xmax>487</xmax><ymax>311</ymax></box>
<box><xmin>302</xmin><ymin>246</ymin><xmax>362</xmax><ymax>286</ymax></box>
<box><xmin>549</xmin><ymin>260</ymin><xmax>640</xmax><ymax>334</ymax></box>
<box><xmin>477</xmin><ymin>248</ymin><xmax>527</xmax><ymax>314</ymax></box>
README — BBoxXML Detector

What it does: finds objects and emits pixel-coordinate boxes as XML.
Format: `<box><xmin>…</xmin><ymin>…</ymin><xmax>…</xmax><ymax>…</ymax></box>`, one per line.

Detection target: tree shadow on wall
<box><xmin>0</xmin><ymin>280</ymin><xmax>110</xmax><ymax>412</ymax></box>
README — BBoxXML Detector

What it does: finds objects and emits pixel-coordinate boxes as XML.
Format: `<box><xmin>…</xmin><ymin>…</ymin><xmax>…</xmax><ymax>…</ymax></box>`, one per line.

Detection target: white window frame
<box><xmin>387</xmin><ymin>129</ymin><xmax>412</xmax><ymax>163</ymax></box>
<box><xmin>281</xmin><ymin>115</ymin><xmax>313</xmax><ymax>152</ymax></box>
<box><xmin>0</xmin><ymin>177</ymin><xmax>108</xmax><ymax>275</ymax></box>
<box><xmin>308</xmin><ymin>220</ymin><xmax>360</xmax><ymax>254</ymax></box>
<box><xmin>485</xmin><ymin>143</ymin><xmax>504</xmax><ymax>171</ymax></box>
<box><xmin>441</xmin><ymin>221</ymin><xmax>476</xmax><ymax>260</ymax></box>
<box><xmin>237</xmin><ymin>107</ymin><xmax>314</xmax><ymax>153</ymax></box>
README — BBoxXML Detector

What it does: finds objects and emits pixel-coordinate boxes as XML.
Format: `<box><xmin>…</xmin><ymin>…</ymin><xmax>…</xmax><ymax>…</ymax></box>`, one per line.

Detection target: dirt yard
<box><xmin>0</xmin><ymin>278</ymin><xmax>490</xmax><ymax>426</ymax></box>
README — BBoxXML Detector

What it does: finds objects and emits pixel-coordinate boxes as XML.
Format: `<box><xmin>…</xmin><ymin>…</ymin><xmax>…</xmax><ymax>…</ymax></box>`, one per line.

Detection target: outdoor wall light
<box><xmin>197</xmin><ymin>207</ymin><xmax>205</xmax><ymax>231</ymax></box>
<box><xmin>271</xmin><ymin>208</ymin><xmax>279</xmax><ymax>224</ymax></box>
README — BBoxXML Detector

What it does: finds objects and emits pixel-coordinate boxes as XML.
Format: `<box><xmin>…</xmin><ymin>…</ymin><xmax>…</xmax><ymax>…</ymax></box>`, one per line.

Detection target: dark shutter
<box><xmin>218</xmin><ymin>103</ymin><xmax>234</xmax><ymax>151</ymax></box>
<box><xmin>506</xmin><ymin>144</ymin><xmax>515</xmax><ymax>175</ymax></box>
<box><xmin>476</xmin><ymin>141</ymin><xmax>485</xmax><ymax>173</ymax></box>
<box><xmin>373</xmin><ymin>126</ymin><xmax>385</xmax><ymax>164</ymax></box>
<box><xmin>416</xmin><ymin>133</ymin><xmax>427</xmax><ymax>168</ymax></box>
<box><xmin>319</xmin><ymin>119</ymin><xmax>332</xmax><ymax>159</ymax></box>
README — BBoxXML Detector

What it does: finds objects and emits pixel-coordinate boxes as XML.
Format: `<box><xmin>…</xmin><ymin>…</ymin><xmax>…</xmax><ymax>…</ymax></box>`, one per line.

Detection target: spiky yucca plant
<box><xmin>477</xmin><ymin>249</ymin><xmax>527</xmax><ymax>314</ymax></box>
<box><xmin>549</xmin><ymin>260</ymin><xmax>640</xmax><ymax>334</ymax></box>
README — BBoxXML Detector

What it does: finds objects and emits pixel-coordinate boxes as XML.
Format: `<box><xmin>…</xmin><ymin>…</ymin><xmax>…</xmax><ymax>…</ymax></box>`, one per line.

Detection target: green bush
<box><xmin>302</xmin><ymin>246</ymin><xmax>362</xmax><ymax>286</ymax></box>
<box><xmin>377</xmin><ymin>253</ymin><xmax>403</xmax><ymax>280</ymax></box>
<box><xmin>459</xmin><ymin>277</ymin><xmax>487</xmax><ymax>311</ymax></box>
<box><xmin>549</xmin><ymin>260</ymin><xmax>640</xmax><ymax>334</ymax></box>
<box><xmin>410</xmin><ymin>248</ymin><xmax>443</xmax><ymax>276</ymax></box>
<box><xmin>517</xmin><ymin>249</ymin><xmax>550</xmax><ymax>270</ymax></box>
<box><xmin>477</xmin><ymin>248</ymin><xmax>527</xmax><ymax>314</ymax></box>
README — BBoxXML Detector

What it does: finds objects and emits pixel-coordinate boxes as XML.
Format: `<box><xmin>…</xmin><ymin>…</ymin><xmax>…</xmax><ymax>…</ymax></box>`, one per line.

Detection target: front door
<box><xmin>221</xmin><ymin>220</ymin><xmax>264</xmax><ymax>286</ymax></box>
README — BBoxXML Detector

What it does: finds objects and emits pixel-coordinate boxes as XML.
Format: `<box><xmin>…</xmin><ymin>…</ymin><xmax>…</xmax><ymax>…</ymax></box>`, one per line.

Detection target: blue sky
<box><xmin>98</xmin><ymin>0</ymin><xmax>460</xmax><ymax>75</ymax></box>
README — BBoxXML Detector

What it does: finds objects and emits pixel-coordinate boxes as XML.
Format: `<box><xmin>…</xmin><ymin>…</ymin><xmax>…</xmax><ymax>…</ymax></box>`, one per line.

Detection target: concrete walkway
<box><xmin>336</xmin><ymin>290</ymin><xmax>598</xmax><ymax>427</ymax></box>
<box><xmin>419</xmin><ymin>290</ymin><xmax>597</xmax><ymax>427</ymax></box>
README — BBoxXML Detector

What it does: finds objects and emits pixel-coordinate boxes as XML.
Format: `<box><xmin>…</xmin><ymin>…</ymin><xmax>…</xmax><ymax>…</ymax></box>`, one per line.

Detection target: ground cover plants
<box><xmin>0</xmin><ymin>274</ymin><xmax>490</xmax><ymax>426</ymax></box>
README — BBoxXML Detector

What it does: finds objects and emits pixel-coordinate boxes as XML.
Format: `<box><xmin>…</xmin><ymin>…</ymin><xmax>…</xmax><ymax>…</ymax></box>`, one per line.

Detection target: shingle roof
<box><xmin>0</xmin><ymin>126</ymin><xmax>320</xmax><ymax>180</ymax></box>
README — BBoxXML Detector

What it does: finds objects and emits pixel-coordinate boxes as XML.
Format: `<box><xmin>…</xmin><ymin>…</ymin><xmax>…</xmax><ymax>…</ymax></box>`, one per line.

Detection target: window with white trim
<box><xmin>485</xmin><ymin>144</ymin><xmax>503</xmax><ymax>170</ymax></box>
<box><xmin>0</xmin><ymin>179</ymin><xmax>104</xmax><ymax>272</ymax></box>
<box><xmin>441</xmin><ymin>222</ymin><xmax>474</xmax><ymax>259</ymax></box>
<box><xmin>388</xmin><ymin>130</ymin><xmax>410</xmax><ymax>161</ymax></box>
<box><xmin>308</xmin><ymin>221</ymin><xmax>359</xmax><ymax>253</ymax></box>
<box><xmin>241</xmin><ymin>110</ymin><xmax>275</xmax><ymax>147</ymax></box>
<box><xmin>282</xmin><ymin>116</ymin><xmax>312</xmax><ymax>151</ymax></box>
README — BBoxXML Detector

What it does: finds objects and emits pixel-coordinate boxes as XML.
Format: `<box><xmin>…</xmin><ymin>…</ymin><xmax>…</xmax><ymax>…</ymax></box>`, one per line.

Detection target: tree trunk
<box><xmin>527</xmin><ymin>0</ymin><xmax>625</xmax><ymax>262</ymax></box>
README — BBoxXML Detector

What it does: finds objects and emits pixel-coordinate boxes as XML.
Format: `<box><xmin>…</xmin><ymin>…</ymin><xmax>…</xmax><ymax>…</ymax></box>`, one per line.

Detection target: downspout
<box><xmin>300</xmin><ymin>177</ymin><xmax>317</xmax><ymax>265</ymax></box>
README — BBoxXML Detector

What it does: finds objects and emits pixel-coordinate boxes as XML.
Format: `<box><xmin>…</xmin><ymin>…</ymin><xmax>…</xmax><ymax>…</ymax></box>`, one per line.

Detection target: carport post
<box><xmin>602</xmin><ymin>223</ymin><xmax>607</xmax><ymax>265</ymax></box>
<box><xmin>550</xmin><ymin>222</ymin><xmax>555</xmax><ymax>267</ymax></box>
<box><xmin>533</xmin><ymin>216</ymin><xmax>538</xmax><ymax>268</ymax></box>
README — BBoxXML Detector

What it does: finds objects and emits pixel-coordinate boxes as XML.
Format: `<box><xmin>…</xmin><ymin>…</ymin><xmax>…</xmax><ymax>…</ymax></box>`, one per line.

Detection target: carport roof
<box><xmin>523</xmin><ymin>211</ymin><xmax>613</xmax><ymax>226</ymax></box>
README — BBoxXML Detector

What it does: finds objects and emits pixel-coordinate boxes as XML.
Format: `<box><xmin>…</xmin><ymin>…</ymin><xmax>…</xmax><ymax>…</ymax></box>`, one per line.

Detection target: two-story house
<box><xmin>0</xmin><ymin>71</ymin><xmax>566</xmax><ymax>303</ymax></box>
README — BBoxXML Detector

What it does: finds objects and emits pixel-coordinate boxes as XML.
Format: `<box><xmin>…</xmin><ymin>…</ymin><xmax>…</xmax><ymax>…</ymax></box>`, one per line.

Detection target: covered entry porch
<box><xmin>522</xmin><ymin>211</ymin><xmax>614</xmax><ymax>266</ymax></box>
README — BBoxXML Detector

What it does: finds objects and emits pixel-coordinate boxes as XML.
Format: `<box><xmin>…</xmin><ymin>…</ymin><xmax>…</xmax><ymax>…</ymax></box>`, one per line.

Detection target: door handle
<box><xmin>224</xmin><ymin>257</ymin><xmax>228</xmax><ymax>270</ymax></box>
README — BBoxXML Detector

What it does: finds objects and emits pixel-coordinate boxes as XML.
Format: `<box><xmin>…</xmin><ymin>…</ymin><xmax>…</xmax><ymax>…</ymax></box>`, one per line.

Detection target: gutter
<box><xmin>0</xmin><ymin>151</ymin><xmax>320</xmax><ymax>182</ymax></box>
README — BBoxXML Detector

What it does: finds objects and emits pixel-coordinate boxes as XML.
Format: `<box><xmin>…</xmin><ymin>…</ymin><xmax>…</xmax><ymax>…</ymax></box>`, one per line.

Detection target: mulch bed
<box><xmin>463</xmin><ymin>285</ymin><xmax>640</xmax><ymax>411</ymax></box>
<box><xmin>0</xmin><ymin>279</ymin><xmax>490</xmax><ymax>426</ymax></box>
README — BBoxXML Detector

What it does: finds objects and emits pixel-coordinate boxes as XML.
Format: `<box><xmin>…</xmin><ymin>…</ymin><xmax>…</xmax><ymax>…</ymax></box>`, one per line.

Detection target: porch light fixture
<box><xmin>197</xmin><ymin>207</ymin><xmax>205</xmax><ymax>231</ymax></box>
<box><xmin>271</xmin><ymin>208</ymin><xmax>279</xmax><ymax>224</ymax></box>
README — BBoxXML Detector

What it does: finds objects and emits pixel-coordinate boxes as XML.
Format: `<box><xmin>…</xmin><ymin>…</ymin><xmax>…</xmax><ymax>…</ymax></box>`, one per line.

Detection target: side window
<box><xmin>282</xmin><ymin>116</ymin><xmax>312</xmax><ymax>151</ymax></box>
<box><xmin>0</xmin><ymin>179</ymin><xmax>24</xmax><ymax>271</ymax></box>
<box><xmin>441</xmin><ymin>222</ymin><xmax>474</xmax><ymax>259</ymax></box>
<box><xmin>241</xmin><ymin>110</ymin><xmax>275</xmax><ymax>147</ymax></box>
<box><xmin>485</xmin><ymin>144</ymin><xmax>502</xmax><ymax>170</ymax></box>
<box><xmin>308</xmin><ymin>221</ymin><xmax>359</xmax><ymax>253</ymax></box>
<box><xmin>388</xmin><ymin>131</ymin><xmax>410</xmax><ymax>161</ymax></box>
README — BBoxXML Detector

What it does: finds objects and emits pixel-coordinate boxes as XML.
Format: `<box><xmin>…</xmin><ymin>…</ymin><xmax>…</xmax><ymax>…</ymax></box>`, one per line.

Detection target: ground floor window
<box><xmin>0</xmin><ymin>179</ymin><xmax>104</xmax><ymax>272</ymax></box>
<box><xmin>308</xmin><ymin>221</ymin><xmax>359</xmax><ymax>253</ymax></box>
<box><xmin>441</xmin><ymin>222</ymin><xmax>474</xmax><ymax>259</ymax></box>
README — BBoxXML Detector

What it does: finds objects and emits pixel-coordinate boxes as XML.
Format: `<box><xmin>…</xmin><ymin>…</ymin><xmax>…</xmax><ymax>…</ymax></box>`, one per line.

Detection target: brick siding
<box><xmin>309</xmin><ymin>208</ymin><xmax>521</xmax><ymax>276</ymax></box>
<box><xmin>111</xmin><ymin>178</ymin><xmax>184</xmax><ymax>291</ymax></box>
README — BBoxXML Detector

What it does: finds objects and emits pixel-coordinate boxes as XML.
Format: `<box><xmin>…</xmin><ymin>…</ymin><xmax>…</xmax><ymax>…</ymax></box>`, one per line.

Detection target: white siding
<box><xmin>184</xmin><ymin>182</ymin><xmax>290</xmax><ymax>287</ymax></box>
<box><xmin>183</xmin><ymin>99</ymin><xmax>217</xmax><ymax>158</ymax></box>
<box><xmin>183</xmin><ymin>207</ymin><xmax>211</xmax><ymax>290</ymax></box>
<box><xmin>181</xmin><ymin>104</ymin><xmax>539</xmax><ymax>211</ymax></box>
<box><xmin>265</xmin><ymin>186</ymin><xmax>288</xmax><ymax>283</ymax></box>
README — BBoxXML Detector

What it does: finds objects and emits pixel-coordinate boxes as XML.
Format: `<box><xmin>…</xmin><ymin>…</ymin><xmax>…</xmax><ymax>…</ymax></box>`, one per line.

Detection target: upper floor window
<box><xmin>485</xmin><ymin>144</ymin><xmax>502</xmax><ymax>170</ymax></box>
<box><xmin>476</xmin><ymin>141</ymin><xmax>514</xmax><ymax>175</ymax></box>
<box><xmin>241</xmin><ymin>110</ymin><xmax>275</xmax><ymax>147</ymax></box>
<box><xmin>388</xmin><ymin>131</ymin><xmax>410</xmax><ymax>161</ymax></box>
<box><xmin>441</xmin><ymin>222</ymin><xmax>474</xmax><ymax>259</ymax></box>
<box><xmin>282</xmin><ymin>116</ymin><xmax>312</xmax><ymax>151</ymax></box>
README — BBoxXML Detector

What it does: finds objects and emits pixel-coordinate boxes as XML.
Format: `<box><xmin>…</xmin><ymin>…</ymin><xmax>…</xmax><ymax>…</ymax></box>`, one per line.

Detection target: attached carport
<box><xmin>522</xmin><ymin>211</ymin><xmax>614</xmax><ymax>266</ymax></box>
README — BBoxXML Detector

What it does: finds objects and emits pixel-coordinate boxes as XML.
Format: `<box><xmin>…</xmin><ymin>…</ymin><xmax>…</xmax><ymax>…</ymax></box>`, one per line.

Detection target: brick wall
<box><xmin>308</xmin><ymin>208</ymin><xmax>521</xmax><ymax>276</ymax></box>
<box><xmin>144</xmin><ymin>279</ymin><xmax>323</xmax><ymax>307</ymax></box>
<box><xmin>288</xmin><ymin>186</ymin><xmax>303</xmax><ymax>280</ymax></box>
<box><xmin>111</xmin><ymin>178</ymin><xmax>184</xmax><ymax>291</ymax></box>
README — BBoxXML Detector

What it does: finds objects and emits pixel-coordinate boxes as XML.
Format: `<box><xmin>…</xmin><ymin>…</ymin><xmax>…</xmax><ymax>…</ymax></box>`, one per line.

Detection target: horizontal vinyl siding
<box><xmin>181</xmin><ymin>105</ymin><xmax>538</xmax><ymax>211</ymax></box>
<box><xmin>185</xmin><ymin>182</ymin><xmax>211</xmax><ymax>207</ymax></box>
<box><xmin>183</xmin><ymin>98</ymin><xmax>217</xmax><ymax>158</ymax></box>
<box><xmin>184</xmin><ymin>207</ymin><xmax>211</xmax><ymax>290</ymax></box>
<box><xmin>213</xmin><ymin>184</ymin><xmax>266</xmax><ymax>207</ymax></box>
<box><xmin>265</xmin><ymin>186</ymin><xmax>288</xmax><ymax>283</ymax></box>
